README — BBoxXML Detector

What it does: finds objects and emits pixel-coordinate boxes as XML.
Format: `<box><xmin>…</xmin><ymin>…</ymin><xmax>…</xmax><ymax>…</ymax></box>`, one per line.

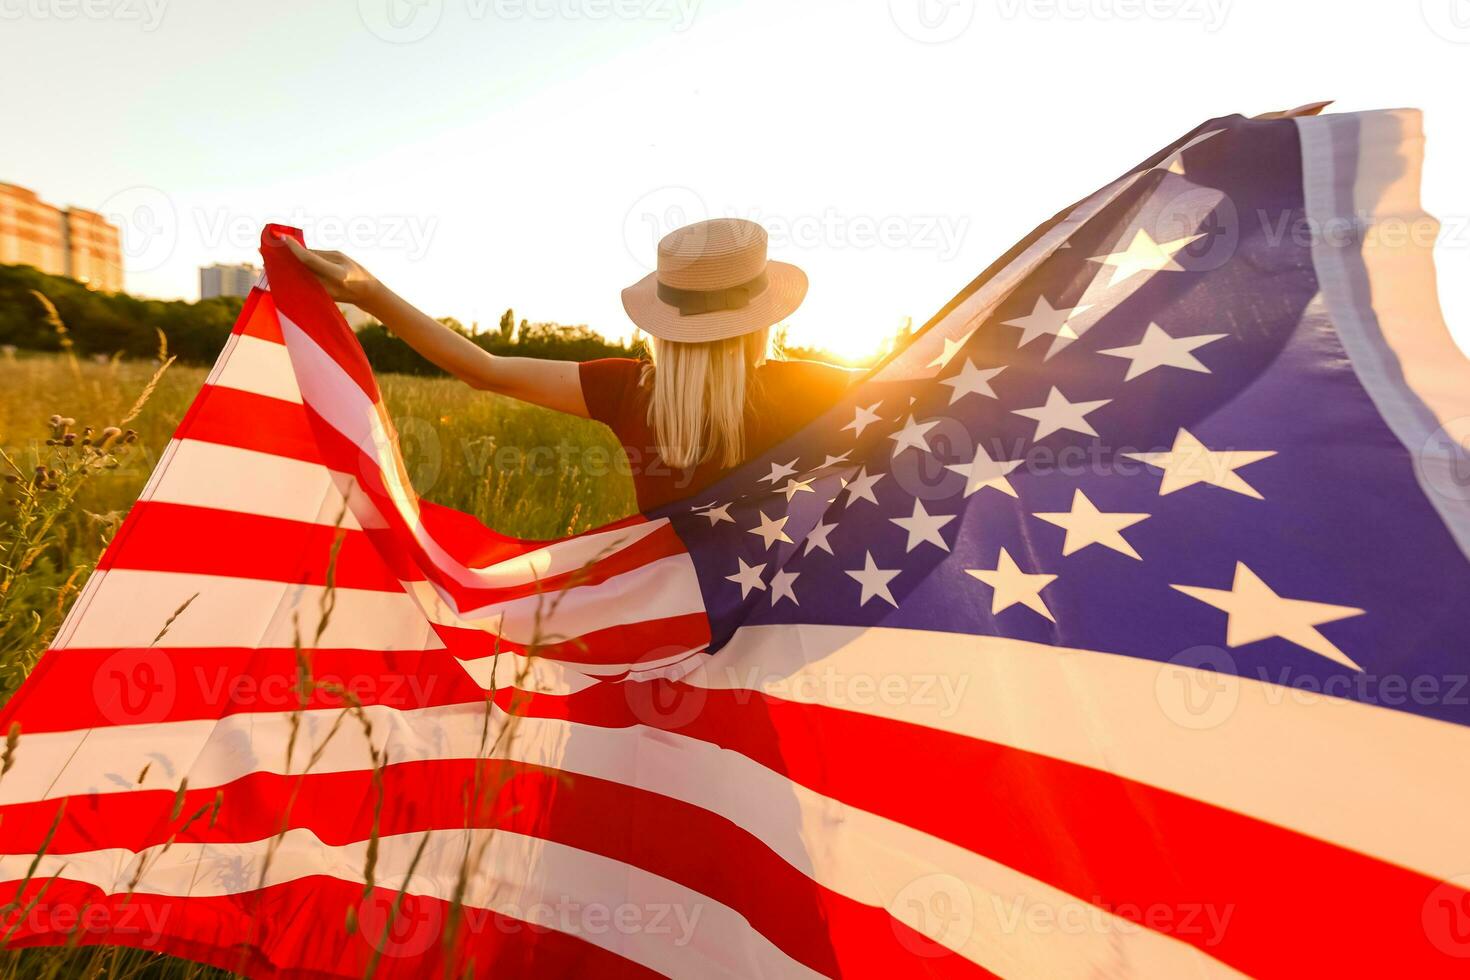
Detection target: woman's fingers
<box><xmin>280</xmin><ymin>236</ymin><xmax>345</xmax><ymax>281</ymax></box>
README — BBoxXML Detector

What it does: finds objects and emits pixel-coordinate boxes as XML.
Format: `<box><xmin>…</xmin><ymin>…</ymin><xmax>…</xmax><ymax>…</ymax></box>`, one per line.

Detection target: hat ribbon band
<box><xmin>656</xmin><ymin>270</ymin><xmax>769</xmax><ymax>316</ymax></box>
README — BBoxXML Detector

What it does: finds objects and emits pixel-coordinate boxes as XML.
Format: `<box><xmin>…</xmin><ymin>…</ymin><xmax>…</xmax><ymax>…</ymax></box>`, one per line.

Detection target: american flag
<box><xmin>3</xmin><ymin>105</ymin><xmax>1469</xmax><ymax>978</ymax></box>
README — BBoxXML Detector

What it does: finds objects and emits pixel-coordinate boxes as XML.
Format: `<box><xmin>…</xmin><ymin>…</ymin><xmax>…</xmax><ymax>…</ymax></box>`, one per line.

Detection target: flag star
<box><xmin>845</xmin><ymin>552</ymin><xmax>901</xmax><ymax>607</ymax></box>
<box><xmin>1172</xmin><ymin>562</ymin><xmax>1366</xmax><ymax>671</ymax></box>
<box><xmin>1011</xmin><ymin>386</ymin><xmax>1111</xmax><ymax>439</ymax></box>
<box><xmin>1088</xmin><ymin>229</ymin><xmax>1203</xmax><ymax>287</ymax></box>
<box><xmin>747</xmin><ymin>510</ymin><xmax>793</xmax><ymax>549</ymax></box>
<box><xmin>890</xmin><ymin>499</ymin><xmax>955</xmax><ymax>553</ymax></box>
<box><xmin>946</xmin><ymin>445</ymin><xmax>1023</xmax><ymax>498</ymax></box>
<box><xmin>779</xmin><ymin>477</ymin><xmax>816</xmax><ymax>501</ymax></box>
<box><xmin>942</xmin><ymin>359</ymin><xmax>1005</xmax><ymax>404</ymax></box>
<box><xmin>926</xmin><ymin>326</ymin><xmax>978</xmax><ymax>369</ymax></box>
<box><xmin>1001</xmin><ymin>295</ymin><xmax>1094</xmax><ymax>355</ymax></box>
<box><xmin>888</xmin><ymin>415</ymin><xmax>940</xmax><ymax>456</ymax></box>
<box><xmin>1123</xmin><ymin>428</ymin><xmax>1275</xmax><ymax>498</ymax></box>
<box><xmin>1098</xmin><ymin>322</ymin><xmax>1226</xmax><ymax>381</ymax></box>
<box><xmin>1153</xmin><ymin>128</ymin><xmax>1224</xmax><ymax>175</ymax></box>
<box><xmin>817</xmin><ymin>451</ymin><xmax>852</xmax><ymax>469</ymax></box>
<box><xmin>770</xmin><ymin>569</ymin><xmax>800</xmax><ymax>606</ymax></box>
<box><xmin>699</xmin><ymin>502</ymin><xmax>735</xmax><ymax>526</ymax></box>
<box><xmin>760</xmin><ymin>459</ymin><xmax>800</xmax><ymax>484</ymax></box>
<box><xmin>805</xmin><ymin>518</ymin><xmax>838</xmax><ymax>555</ymax></box>
<box><xmin>965</xmin><ymin>548</ymin><xmax>1057</xmax><ymax>622</ymax></box>
<box><xmin>726</xmin><ymin>558</ymin><xmax>767</xmax><ymax>598</ymax></box>
<box><xmin>844</xmin><ymin>467</ymin><xmax>885</xmax><ymax>506</ymax></box>
<box><xmin>1033</xmin><ymin>489</ymin><xmax>1149</xmax><ymax>559</ymax></box>
<box><xmin>842</xmin><ymin>402</ymin><xmax>884</xmax><ymax>438</ymax></box>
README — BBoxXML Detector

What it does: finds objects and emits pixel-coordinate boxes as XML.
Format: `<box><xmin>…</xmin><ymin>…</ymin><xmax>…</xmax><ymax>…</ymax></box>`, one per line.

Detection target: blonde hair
<box><xmin>642</xmin><ymin>327</ymin><xmax>772</xmax><ymax>469</ymax></box>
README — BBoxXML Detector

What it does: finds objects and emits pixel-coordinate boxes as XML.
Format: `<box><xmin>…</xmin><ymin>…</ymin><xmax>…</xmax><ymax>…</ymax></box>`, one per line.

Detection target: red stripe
<box><xmin>99</xmin><ymin>501</ymin><xmax>403</xmax><ymax>592</ymax></box>
<box><xmin>501</xmin><ymin>677</ymin><xmax>1462</xmax><ymax>978</ymax></box>
<box><xmin>234</xmin><ymin>283</ymin><xmax>284</xmax><ymax>342</ymax></box>
<box><xmin>1</xmin><ymin>647</ymin><xmax>486</xmax><ymax>733</ymax></box>
<box><xmin>0</xmin><ymin>875</ymin><xmax>659</xmax><ymax>980</ymax></box>
<box><xmin>175</xmin><ymin>384</ymin><xmax>321</xmax><ymax>463</ymax></box>
<box><xmin>0</xmin><ymin>759</ymin><xmax>992</xmax><ymax>978</ymax></box>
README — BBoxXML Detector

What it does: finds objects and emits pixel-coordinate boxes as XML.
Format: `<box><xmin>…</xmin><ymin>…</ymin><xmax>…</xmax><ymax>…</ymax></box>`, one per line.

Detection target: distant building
<box><xmin>199</xmin><ymin>262</ymin><xmax>259</xmax><ymax>300</ymax></box>
<box><xmin>0</xmin><ymin>182</ymin><xmax>124</xmax><ymax>291</ymax></box>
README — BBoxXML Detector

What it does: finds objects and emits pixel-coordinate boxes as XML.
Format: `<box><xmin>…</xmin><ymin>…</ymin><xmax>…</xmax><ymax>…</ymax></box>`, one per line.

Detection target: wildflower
<box><xmin>96</xmin><ymin>426</ymin><xmax>123</xmax><ymax>451</ymax></box>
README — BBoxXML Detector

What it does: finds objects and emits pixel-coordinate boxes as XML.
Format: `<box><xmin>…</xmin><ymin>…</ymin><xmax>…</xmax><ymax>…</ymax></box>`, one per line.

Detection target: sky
<box><xmin>5</xmin><ymin>0</ymin><xmax>1470</xmax><ymax>357</ymax></box>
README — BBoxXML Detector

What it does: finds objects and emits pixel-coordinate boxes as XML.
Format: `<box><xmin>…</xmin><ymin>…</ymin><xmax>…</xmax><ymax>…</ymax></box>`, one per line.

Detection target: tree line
<box><xmin>0</xmin><ymin>264</ymin><xmax>639</xmax><ymax>372</ymax></box>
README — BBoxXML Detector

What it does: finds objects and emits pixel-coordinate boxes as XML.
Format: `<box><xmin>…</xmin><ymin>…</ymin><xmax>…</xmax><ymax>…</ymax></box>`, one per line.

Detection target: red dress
<box><xmin>579</xmin><ymin>357</ymin><xmax>853</xmax><ymax>511</ymax></box>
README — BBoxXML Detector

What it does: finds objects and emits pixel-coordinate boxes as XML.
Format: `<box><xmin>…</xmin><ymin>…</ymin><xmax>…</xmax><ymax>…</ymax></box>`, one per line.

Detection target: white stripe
<box><xmin>51</xmin><ymin>569</ymin><xmax>443</xmax><ymax>652</ymax></box>
<box><xmin>210</xmin><ymin>333</ymin><xmax>302</xmax><ymax>404</ymax></box>
<box><xmin>687</xmin><ymin>623</ymin><xmax>1470</xmax><ymax>884</ymax></box>
<box><xmin>1297</xmin><ymin>109</ymin><xmax>1470</xmax><ymax>559</ymax></box>
<box><xmin>0</xmin><ymin>829</ymin><xmax>822</xmax><ymax>980</ymax></box>
<box><xmin>146</xmin><ymin>439</ymin><xmax>364</xmax><ymax>530</ymax></box>
<box><xmin>406</xmin><ymin>553</ymin><xmax>704</xmax><ymax>646</ymax></box>
<box><xmin>2</xmin><ymin>699</ymin><xmax>1237</xmax><ymax>978</ymax></box>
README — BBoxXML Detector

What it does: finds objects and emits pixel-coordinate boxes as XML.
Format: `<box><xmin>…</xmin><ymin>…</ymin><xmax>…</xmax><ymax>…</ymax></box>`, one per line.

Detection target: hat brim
<box><xmin>621</xmin><ymin>261</ymin><xmax>807</xmax><ymax>342</ymax></box>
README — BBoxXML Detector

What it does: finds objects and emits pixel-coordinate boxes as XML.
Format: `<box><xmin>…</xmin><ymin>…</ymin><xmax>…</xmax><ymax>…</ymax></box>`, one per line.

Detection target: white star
<box><xmin>1088</xmin><ymin>229</ymin><xmax>1203</xmax><ymax>287</ymax></box>
<box><xmin>770</xmin><ymin>569</ymin><xmax>800</xmax><ymax>606</ymax></box>
<box><xmin>747</xmin><ymin>510</ymin><xmax>793</xmax><ymax>549</ymax></box>
<box><xmin>946</xmin><ymin>445</ymin><xmax>1023</xmax><ymax>498</ymax></box>
<box><xmin>1033</xmin><ymin>489</ymin><xmax>1149</xmax><ymax>559</ymax></box>
<box><xmin>726</xmin><ymin>558</ymin><xmax>767</xmax><ymax>598</ymax></box>
<box><xmin>1153</xmin><ymin>128</ymin><xmax>1224</xmax><ymax>175</ymax></box>
<box><xmin>845</xmin><ymin>467</ymin><xmax>885</xmax><ymax>506</ymax></box>
<box><xmin>1123</xmin><ymin>428</ymin><xmax>1275</xmax><ymax>499</ymax></box>
<box><xmin>1172</xmin><ymin>562</ymin><xmax>1366</xmax><ymax>671</ymax></box>
<box><xmin>698</xmin><ymin>502</ymin><xmax>735</xmax><ymax>526</ymax></box>
<box><xmin>845</xmin><ymin>551</ymin><xmax>901</xmax><ymax>607</ymax></box>
<box><xmin>890</xmin><ymin>499</ymin><xmax>955</xmax><ymax>553</ymax></box>
<box><xmin>805</xmin><ymin>519</ymin><xmax>838</xmax><ymax>555</ymax></box>
<box><xmin>941</xmin><ymin>359</ymin><xmax>1005</xmax><ymax>405</ymax></box>
<box><xmin>926</xmin><ymin>326</ymin><xmax>978</xmax><ymax>369</ymax></box>
<box><xmin>778</xmin><ymin>477</ymin><xmax>816</xmax><ymax>501</ymax></box>
<box><xmin>760</xmin><ymin>459</ymin><xmax>799</xmax><ymax>484</ymax></box>
<box><xmin>1001</xmin><ymin>295</ymin><xmax>1094</xmax><ymax>356</ymax></box>
<box><xmin>965</xmin><ymin>548</ymin><xmax>1057</xmax><ymax>622</ymax></box>
<box><xmin>817</xmin><ymin>451</ymin><xmax>852</xmax><ymax>469</ymax></box>
<box><xmin>842</xmin><ymin>402</ymin><xmax>883</xmax><ymax>438</ymax></box>
<box><xmin>1098</xmin><ymin>322</ymin><xmax>1226</xmax><ymax>381</ymax></box>
<box><xmin>888</xmin><ymin>415</ymin><xmax>939</xmax><ymax>456</ymax></box>
<box><xmin>1011</xmin><ymin>386</ymin><xmax>1111</xmax><ymax>440</ymax></box>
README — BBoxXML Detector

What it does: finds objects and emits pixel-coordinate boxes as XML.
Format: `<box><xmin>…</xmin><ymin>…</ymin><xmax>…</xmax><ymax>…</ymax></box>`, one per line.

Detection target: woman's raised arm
<box><xmin>280</xmin><ymin>236</ymin><xmax>589</xmax><ymax>418</ymax></box>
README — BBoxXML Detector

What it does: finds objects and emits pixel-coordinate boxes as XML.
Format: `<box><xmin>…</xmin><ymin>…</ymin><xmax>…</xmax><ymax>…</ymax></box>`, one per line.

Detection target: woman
<box><xmin>283</xmin><ymin>217</ymin><xmax>856</xmax><ymax>511</ymax></box>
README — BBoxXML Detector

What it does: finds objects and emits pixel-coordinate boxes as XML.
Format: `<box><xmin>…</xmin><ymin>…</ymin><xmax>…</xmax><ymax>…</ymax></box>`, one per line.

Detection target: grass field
<box><xmin>0</xmin><ymin>348</ymin><xmax>638</xmax><ymax>979</ymax></box>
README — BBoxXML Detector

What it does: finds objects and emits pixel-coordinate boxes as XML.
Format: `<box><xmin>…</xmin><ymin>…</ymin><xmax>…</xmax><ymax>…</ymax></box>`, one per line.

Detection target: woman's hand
<box><xmin>277</xmin><ymin>235</ymin><xmax>386</xmax><ymax>311</ymax></box>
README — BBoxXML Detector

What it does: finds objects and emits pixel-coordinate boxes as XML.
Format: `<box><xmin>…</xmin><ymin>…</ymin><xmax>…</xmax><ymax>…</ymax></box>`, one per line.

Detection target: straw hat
<box><xmin>622</xmin><ymin>218</ymin><xmax>807</xmax><ymax>342</ymax></box>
